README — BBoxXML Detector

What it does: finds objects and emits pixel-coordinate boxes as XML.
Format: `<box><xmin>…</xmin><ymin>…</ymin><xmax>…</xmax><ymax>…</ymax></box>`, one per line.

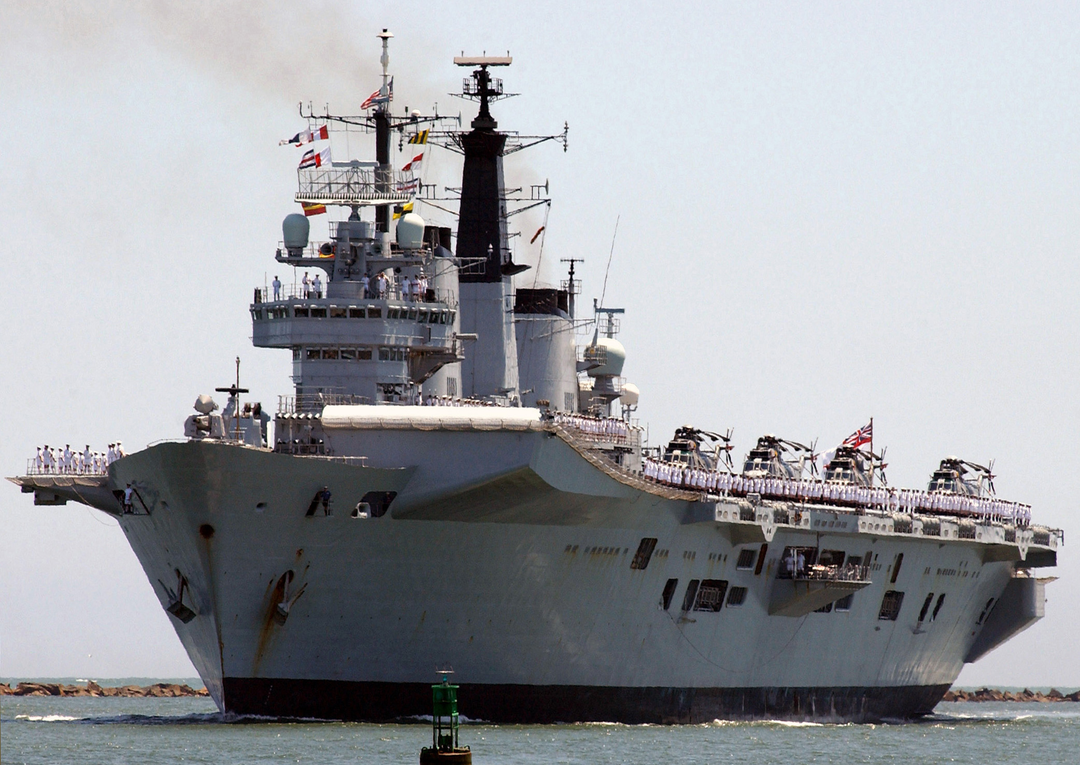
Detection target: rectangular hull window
<box><xmin>694</xmin><ymin>580</ymin><xmax>729</xmax><ymax>612</ymax></box>
<box><xmin>630</xmin><ymin>538</ymin><xmax>658</xmax><ymax>570</ymax></box>
<box><xmin>932</xmin><ymin>593</ymin><xmax>946</xmax><ymax>620</ymax></box>
<box><xmin>661</xmin><ymin>578</ymin><xmax>678</xmax><ymax>610</ymax></box>
<box><xmin>726</xmin><ymin>586</ymin><xmax>747</xmax><ymax>607</ymax></box>
<box><xmin>681</xmin><ymin>580</ymin><xmax>700</xmax><ymax>612</ymax></box>
<box><xmin>879</xmin><ymin>590</ymin><xmax>905</xmax><ymax>621</ymax></box>
<box><xmin>754</xmin><ymin>543</ymin><xmax>768</xmax><ymax>576</ymax></box>
<box><xmin>834</xmin><ymin>593</ymin><xmax>854</xmax><ymax>611</ymax></box>
<box><xmin>918</xmin><ymin>592</ymin><xmax>935</xmax><ymax>623</ymax></box>
<box><xmin>736</xmin><ymin>549</ymin><xmax>756</xmax><ymax>570</ymax></box>
<box><xmin>817</xmin><ymin>549</ymin><xmax>846</xmax><ymax>567</ymax></box>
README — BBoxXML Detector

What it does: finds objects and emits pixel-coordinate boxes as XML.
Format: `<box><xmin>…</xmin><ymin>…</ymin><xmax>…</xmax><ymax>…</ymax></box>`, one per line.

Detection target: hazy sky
<box><xmin>2</xmin><ymin>1</ymin><xmax>1079</xmax><ymax>686</ymax></box>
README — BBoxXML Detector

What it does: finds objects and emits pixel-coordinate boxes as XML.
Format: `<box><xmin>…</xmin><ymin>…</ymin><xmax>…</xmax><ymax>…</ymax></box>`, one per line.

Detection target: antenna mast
<box><xmin>374</xmin><ymin>29</ymin><xmax>394</xmax><ymax>233</ymax></box>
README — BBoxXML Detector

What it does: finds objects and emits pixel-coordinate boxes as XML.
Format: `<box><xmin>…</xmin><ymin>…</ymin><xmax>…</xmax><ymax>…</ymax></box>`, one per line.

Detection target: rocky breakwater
<box><xmin>943</xmin><ymin>687</ymin><xmax>1080</xmax><ymax>702</ymax></box>
<box><xmin>0</xmin><ymin>681</ymin><xmax>208</xmax><ymax>697</ymax></box>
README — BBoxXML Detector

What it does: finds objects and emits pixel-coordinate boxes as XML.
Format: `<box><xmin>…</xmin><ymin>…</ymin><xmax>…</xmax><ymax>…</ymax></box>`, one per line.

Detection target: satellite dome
<box><xmin>586</xmin><ymin>337</ymin><xmax>626</xmax><ymax>378</ymax></box>
<box><xmin>396</xmin><ymin>212</ymin><xmax>425</xmax><ymax>250</ymax></box>
<box><xmin>194</xmin><ymin>394</ymin><xmax>218</xmax><ymax>414</ymax></box>
<box><xmin>282</xmin><ymin>213</ymin><xmax>310</xmax><ymax>250</ymax></box>
<box><xmin>620</xmin><ymin>382</ymin><xmax>640</xmax><ymax>407</ymax></box>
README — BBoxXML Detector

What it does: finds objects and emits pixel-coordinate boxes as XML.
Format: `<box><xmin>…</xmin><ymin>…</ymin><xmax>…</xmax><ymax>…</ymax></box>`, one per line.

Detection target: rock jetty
<box><xmin>942</xmin><ymin>687</ymin><xmax>1080</xmax><ymax>702</ymax></box>
<box><xmin>0</xmin><ymin>681</ymin><xmax>208</xmax><ymax>697</ymax></box>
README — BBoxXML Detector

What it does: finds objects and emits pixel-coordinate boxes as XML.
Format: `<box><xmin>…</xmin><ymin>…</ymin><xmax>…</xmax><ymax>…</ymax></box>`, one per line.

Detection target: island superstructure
<box><xmin>11</xmin><ymin>32</ymin><xmax>1061</xmax><ymax>724</ymax></box>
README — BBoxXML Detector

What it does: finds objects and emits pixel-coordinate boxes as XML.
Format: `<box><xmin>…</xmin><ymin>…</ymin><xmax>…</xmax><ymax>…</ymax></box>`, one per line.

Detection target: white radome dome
<box><xmin>194</xmin><ymin>394</ymin><xmax>218</xmax><ymax>414</ymax></box>
<box><xmin>396</xmin><ymin>212</ymin><xmax>425</xmax><ymax>249</ymax></box>
<box><xmin>586</xmin><ymin>337</ymin><xmax>626</xmax><ymax>377</ymax></box>
<box><xmin>620</xmin><ymin>382</ymin><xmax>640</xmax><ymax>407</ymax></box>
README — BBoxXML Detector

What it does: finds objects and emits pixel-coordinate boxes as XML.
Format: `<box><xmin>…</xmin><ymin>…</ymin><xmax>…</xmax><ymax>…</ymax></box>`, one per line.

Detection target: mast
<box><xmin>374</xmin><ymin>29</ymin><xmax>393</xmax><ymax>233</ymax></box>
<box><xmin>454</xmin><ymin>57</ymin><xmax>513</xmax><ymax>283</ymax></box>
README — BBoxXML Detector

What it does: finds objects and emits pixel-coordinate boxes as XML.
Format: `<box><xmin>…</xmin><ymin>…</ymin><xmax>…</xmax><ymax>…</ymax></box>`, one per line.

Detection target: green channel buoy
<box><xmin>419</xmin><ymin>670</ymin><xmax>472</xmax><ymax>765</ymax></box>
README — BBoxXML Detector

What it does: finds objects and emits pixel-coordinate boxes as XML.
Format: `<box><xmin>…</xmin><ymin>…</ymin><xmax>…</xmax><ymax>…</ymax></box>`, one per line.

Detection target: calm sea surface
<box><xmin>4</xmin><ymin>683</ymin><xmax>1080</xmax><ymax>765</ymax></box>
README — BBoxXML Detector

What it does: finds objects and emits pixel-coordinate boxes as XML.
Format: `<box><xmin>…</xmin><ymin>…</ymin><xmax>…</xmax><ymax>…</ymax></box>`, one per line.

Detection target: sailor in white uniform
<box><xmin>272</xmin><ymin>276</ymin><xmax>282</xmax><ymax>301</ymax></box>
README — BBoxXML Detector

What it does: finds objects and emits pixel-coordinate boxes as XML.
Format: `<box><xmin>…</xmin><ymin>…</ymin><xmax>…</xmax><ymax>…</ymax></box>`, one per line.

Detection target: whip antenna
<box><xmin>599</xmin><ymin>214</ymin><xmax>619</xmax><ymax>309</ymax></box>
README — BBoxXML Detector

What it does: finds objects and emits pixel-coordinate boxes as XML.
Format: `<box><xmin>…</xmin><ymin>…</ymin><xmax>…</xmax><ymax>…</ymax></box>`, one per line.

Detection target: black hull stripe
<box><xmin>222</xmin><ymin>678</ymin><xmax>950</xmax><ymax>724</ymax></box>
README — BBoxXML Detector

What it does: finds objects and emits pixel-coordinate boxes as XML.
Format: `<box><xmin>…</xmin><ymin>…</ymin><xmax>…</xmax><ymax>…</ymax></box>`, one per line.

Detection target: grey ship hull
<box><xmin>44</xmin><ymin>422</ymin><xmax>1050</xmax><ymax>724</ymax></box>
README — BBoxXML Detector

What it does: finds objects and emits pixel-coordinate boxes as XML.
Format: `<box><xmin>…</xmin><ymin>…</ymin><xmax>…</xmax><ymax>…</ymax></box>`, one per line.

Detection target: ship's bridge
<box><xmin>253</xmin><ymin>210</ymin><xmax>465</xmax><ymax>406</ymax></box>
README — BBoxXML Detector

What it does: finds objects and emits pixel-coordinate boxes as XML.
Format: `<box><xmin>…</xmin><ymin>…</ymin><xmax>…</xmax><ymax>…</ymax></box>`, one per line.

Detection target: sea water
<box><xmin>3</xmin><ymin>685</ymin><xmax>1079</xmax><ymax>765</ymax></box>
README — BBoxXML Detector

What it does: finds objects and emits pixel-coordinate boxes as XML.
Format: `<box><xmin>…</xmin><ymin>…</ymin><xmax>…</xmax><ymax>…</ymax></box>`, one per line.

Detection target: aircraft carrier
<box><xmin>11</xmin><ymin>32</ymin><xmax>1061</xmax><ymax>723</ymax></box>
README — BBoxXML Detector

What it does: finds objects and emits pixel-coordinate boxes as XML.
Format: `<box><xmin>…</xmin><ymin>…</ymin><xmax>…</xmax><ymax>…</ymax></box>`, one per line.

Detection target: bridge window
<box><xmin>330</xmin><ymin>307</ymin><xmax>347</xmax><ymax>318</ymax></box>
<box><xmin>349</xmin><ymin>308</ymin><xmax>365</xmax><ymax>318</ymax></box>
<box><xmin>310</xmin><ymin>307</ymin><xmax>327</xmax><ymax>318</ymax></box>
<box><xmin>340</xmin><ymin>349</ymin><xmax>357</xmax><ymax>361</ymax></box>
<box><xmin>878</xmin><ymin>590</ymin><xmax>905</xmax><ymax>621</ymax></box>
<box><xmin>358</xmin><ymin>348</ymin><xmax>372</xmax><ymax>360</ymax></box>
<box><xmin>694</xmin><ymin>580</ymin><xmax>728</xmax><ymax>612</ymax></box>
<box><xmin>367</xmin><ymin>307</ymin><xmax>382</xmax><ymax>319</ymax></box>
<box><xmin>292</xmin><ymin>348</ymin><xmax>301</xmax><ymax>360</ymax></box>
<box><xmin>294</xmin><ymin>306</ymin><xmax>310</xmax><ymax>318</ymax></box>
<box><xmin>321</xmin><ymin>348</ymin><xmax>339</xmax><ymax>360</ymax></box>
<box><xmin>305</xmin><ymin>348</ymin><xmax>320</xmax><ymax>361</ymax></box>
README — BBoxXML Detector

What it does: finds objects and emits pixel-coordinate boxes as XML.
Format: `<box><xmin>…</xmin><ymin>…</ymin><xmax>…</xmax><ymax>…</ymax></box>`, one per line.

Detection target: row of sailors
<box><xmin>362</xmin><ymin>272</ymin><xmax>429</xmax><ymax>302</ymax></box>
<box><xmin>33</xmin><ymin>443</ymin><xmax>125</xmax><ymax>475</ymax></box>
<box><xmin>272</xmin><ymin>272</ymin><xmax>432</xmax><ymax>302</ymax></box>
<box><xmin>421</xmin><ymin>395</ymin><xmax>504</xmax><ymax>407</ymax></box>
<box><xmin>552</xmin><ymin>412</ymin><xmax>631</xmax><ymax>440</ymax></box>
<box><xmin>641</xmin><ymin>458</ymin><xmax>1032</xmax><ymax>526</ymax></box>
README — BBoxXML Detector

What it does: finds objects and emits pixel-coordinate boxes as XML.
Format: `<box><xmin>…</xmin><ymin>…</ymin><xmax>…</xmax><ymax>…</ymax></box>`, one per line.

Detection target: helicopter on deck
<box><xmin>742</xmin><ymin>435</ymin><xmax>817</xmax><ymax>480</ymax></box>
<box><xmin>662</xmin><ymin>426</ymin><xmax>734</xmax><ymax>471</ymax></box>
<box><xmin>822</xmin><ymin>445</ymin><xmax>889</xmax><ymax>487</ymax></box>
<box><xmin>928</xmin><ymin>457</ymin><xmax>996</xmax><ymax>498</ymax></box>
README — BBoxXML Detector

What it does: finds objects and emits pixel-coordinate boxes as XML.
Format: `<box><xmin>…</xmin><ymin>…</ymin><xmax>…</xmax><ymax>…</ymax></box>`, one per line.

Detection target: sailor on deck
<box><xmin>312</xmin><ymin>274</ymin><xmax>323</xmax><ymax>299</ymax></box>
<box><xmin>272</xmin><ymin>275</ymin><xmax>282</xmax><ymax>301</ymax></box>
<box><xmin>302</xmin><ymin>272</ymin><xmax>310</xmax><ymax>298</ymax></box>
